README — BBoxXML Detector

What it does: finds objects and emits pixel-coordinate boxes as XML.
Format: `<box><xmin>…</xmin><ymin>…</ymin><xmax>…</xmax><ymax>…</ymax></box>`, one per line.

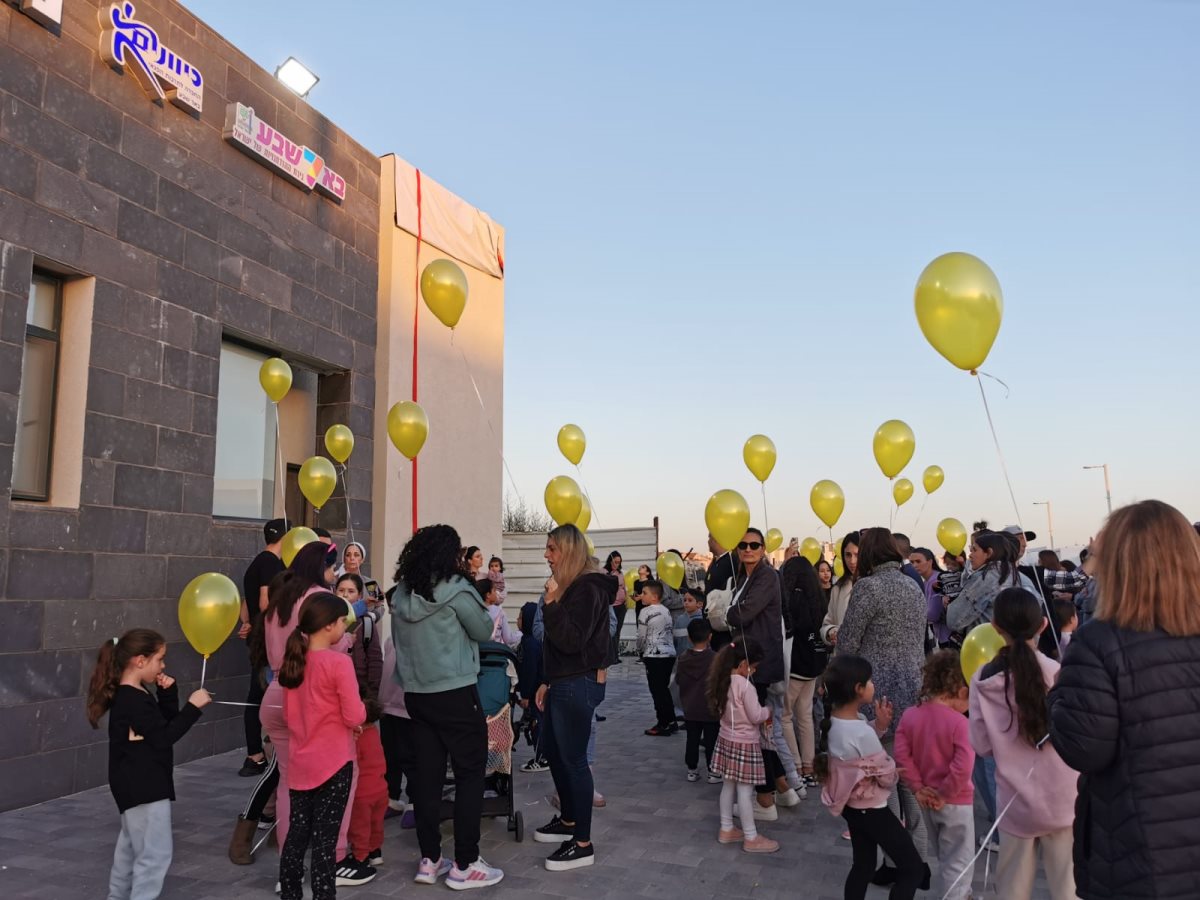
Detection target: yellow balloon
<box><xmin>557</xmin><ymin>424</ymin><xmax>586</xmax><ymax>466</ymax></box>
<box><xmin>923</xmin><ymin>465</ymin><xmax>945</xmax><ymax>494</ymax></box>
<box><xmin>873</xmin><ymin>419</ymin><xmax>916</xmax><ymax>479</ymax></box>
<box><xmin>743</xmin><ymin>434</ymin><xmax>777</xmax><ymax>483</ymax></box>
<box><xmin>961</xmin><ymin>623</ymin><xmax>1006</xmax><ymax>681</ymax></box>
<box><xmin>574</xmin><ymin>494</ymin><xmax>592</xmax><ymax>532</ymax></box>
<box><xmin>324</xmin><ymin>425</ymin><xmax>354</xmax><ymax>464</ymax></box>
<box><xmin>387</xmin><ymin>401</ymin><xmax>429</xmax><ymax>460</ymax></box>
<box><xmin>258</xmin><ymin>357</ymin><xmax>292</xmax><ymax>404</ymax></box>
<box><xmin>704</xmin><ymin>489</ymin><xmax>751</xmax><ymax>557</ymax></box>
<box><xmin>893</xmin><ymin>478</ymin><xmax>914</xmax><ymax>507</ymax></box>
<box><xmin>915</xmin><ymin>251</ymin><xmax>1004</xmax><ymax>373</ymax></box>
<box><xmin>343</xmin><ymin>598</ymin><xmax>357</xmax><ymax>632</ymax></box>
<box><xmin>624</xmin><ymin>569</ymin><xmax>638</xmax><ymax>598</ymax></box>
<box><xmin>937</xmin><ymin>518</ymin><xmax>968</xmax><ymax>557</ymax></box>
<box><xmin>298</xmin><ymin>456</ymin><xmax>337</xmax><ymax>510</ymax></box>
<box><xmin>281</xmin><ymin>526</ymin><xmax>319</xmax><ymax>567</ymax></box>
<box><xmin>810</xmin><ymin>480</ymin><xmax>845</xmax><ymax>529</ymax></box>
<box><xmin>657</xmin><ymin>551</ymin><xmax>685</xmax><ymax>591</ymax></box>
<box><xmin>765</xmin><ymin>528</ymin><xmax>784</xmax><ymax>554</ymax></box>
<box><xmin>544</xmin><ymin>475</ymin><xmax>583</xmax><ymax>526</ymax></box>
<box><xmin>800</xmin><ymin>537</ymin><xmax>822</xmax><ymax>566</ymax></box>
<box><xmin>586</xmin><ymin>535</ymin><xmax>595</xmax><ymax>558</ymax></box>
<box><xmin>833</xmin><ymin>556</ymin><xmax>845</xmax><ymax>579</ymax></box>
<box><xmin>420</xmin><ymin>259</ymin><xmax>468</xmax><ymax>329</ymax></box>
<box><xmin>178</xmin><ymin>572</ymin><xmax>240</xmax><ymax>657</ymax></box>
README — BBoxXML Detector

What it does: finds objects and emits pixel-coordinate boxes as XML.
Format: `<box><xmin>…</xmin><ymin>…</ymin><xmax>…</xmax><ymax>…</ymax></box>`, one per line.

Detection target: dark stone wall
<box><xmin>0</xmin><ymin>0</ymin><xmax>380</xmax><ymax>810</ymax></box>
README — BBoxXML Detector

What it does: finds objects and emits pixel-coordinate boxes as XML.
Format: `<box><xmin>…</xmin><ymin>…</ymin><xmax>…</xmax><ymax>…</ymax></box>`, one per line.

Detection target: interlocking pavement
<box><xmin>0</xmin><ymin>663</ymin><xmax>1055</xmax><ymax>898</ymax></box>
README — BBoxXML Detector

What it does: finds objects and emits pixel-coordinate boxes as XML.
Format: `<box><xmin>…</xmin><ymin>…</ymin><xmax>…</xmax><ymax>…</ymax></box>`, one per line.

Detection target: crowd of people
<box><xmin>88</xmin><ymin>500</ymin><xmax>1200</xmax><ymax>900</ymax></box>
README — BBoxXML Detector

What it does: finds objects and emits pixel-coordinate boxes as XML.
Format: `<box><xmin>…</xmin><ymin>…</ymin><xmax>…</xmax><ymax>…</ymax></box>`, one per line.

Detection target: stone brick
<box><xmin>77</xmin><ymin>505</ymin><xmax>148</xmax><ymax>554</ymax></box>
<box><xmin>165</xmin><ymin>555</ymin><xmax>227</xmax><ymax>598</ymax></box>
<box><xmin>41</xmin><ymin>598</ymin><xmax>124</xmax><ymax>650</ymax></box>
<box><xmin>35</xmin><ymin>161</ymin><xmax>119</xmax><ymax>232</ymax></box>
<box><xmin>85</xmin><ymin>366</ymin><xmax>124</xmax><ymax>416</ymax></box>
<box><xmin>0</xmin><ymin>43</ymin><xmax>44</xmax><ymax>105</ymax></box>
<box><xmin>209</xmin><ymin>523</ymin><xmax>260</xmax><ymax>560</ymax></box>
<box><xmin>43</xmin><ymin>72</ymin><xmax>123</xmax><ymax>148</ymax></box>
<box><xmin>0</xmin><ymin>703</ymin><xmax>41</xmax><ymax>760</ymax></box>
<box><xmin>85</xmin><ymin>141</ymin><xmax>159</xmax><ymax>209</ymax></box>
<box><xmin>112</xmin><ymin>464</ymin><xmax>184</xmax><ymax>512</ymax></box>
<box><xmin>314</xmin><ymin>261</ymin><xmax>355</xmax><ymax>307</ymax></box>
<box><xmin>157</xmin><ymin>427</ymin><xmax>215</xmax><ymax>475</ymax></box>
<box><xmin>119</xmin><ymin>116</ymin><xmax>188</xmax><ymax>182</ymax></box>
<box><xmin>0</xmin><ymin>191</ymin><xmax>85</xmax><ymax>264</ymax></box>
<box><xmin>162</xmin><ymin>346</ymin><xmax>217</xmax><ymax>396</ymax></box>
<box><xmin>269</xmin><ymin>308</ymin><xmax>315</xmax><ymax>357</ymax></box>
<box><xmin>160</xmin><ymin>299</ymin><xmax>196</xmax><ymax>349</ymax></box>
<box><xmin>158</xmin><ymin>260</ymin><xmax>216</xmax><ymax>320</ymax></box>
<box><xmin>0</xmin><ymin>747</ymin><xmax>75</xmax><ymax>812</ymax></box>
<box><xmin>6</xmin><ymin>550</ymin><xmax>93</xmax><ymax>600</ymax></box>
<box><xmin>319</xmin><ymin>330</ymin><xmax>354</xmax><ymax>371</ymax></box>
<box><xmin>193</xmin><ymin>313</ymin><xmax>222</xmax><ymax>359</ymax></box>
<box><xmin>92</xmin><ymin>552</ymin><xmax>166</xmax><ymax>599</ymax></box>
<box><xmin>0</xmin><ymin>95</ymin><xmax>88</xmax><ymax>174</ymax></box>
<box><xmin>38</xmin><ymin>698</ymin><xmax>106</xmax><ymax>753</ymax></box>
<box><xmin>216</xmin><ymin>285</ymin><xmax>270</xmax><ymax>337</ymax></box>
<box><xmin>82</xmin><ymin>411</ymin><xmax>157</xmax><ymax>466</ymax></box>
<box><xmin>238</xmin><ymin>258</ymin><xmax>291</xmax><ymax>307</ymax></box>
<box><xmin>337</xmin><ymin>304</ymin><xmax>376</xmax><ymax>345</ymax></box>
<box><xmin>0</xmin><ymin>138</ymin><xmax>37</xmax><ymax>199</ymax></box>
<box><xmin>124</xmin><ymin>377</ymin><xmax>193</xmax><ymax>430</ymax></box>
<box><xmin>0</xmin><ymin>338</ymin><xmax>22</xmax><ymax>395</ymax></box>
<box><xmin>0</xmin><ymin>600</ymin><xmax>43</xmax><ymax>652</ymax></box>
<box><xmin>181</xmin><ymin>152</ymin><xmax>254</xmax><ymax>212</ymax></box>
<box><xmin>79</xmin><ymin>458</ymin><xmax>116</xmax><ymax>506</ymax></box>
<box><xmin>289</xmin><ymin>282</ymin><xmax>334</xmax><ymax>328</ymax></box>
<box><xmin>78</xmin><ymin>229</ymin><xmax>159</xmax><ymax>295</ymax></box>
<box><xmin>6</xmin><ymin>505</ymin><xmax>79</xmax><ymax>550</ymax></box>
<box><xmin>145</xmin><ymin>512</ymin><xmax>210</xmax><ymax>555</ymax></box>
<box><xmin>269</xmin><ymin>240</ymin><xmax>316</xmax><ymax>288</ymax></box>
<box><xmin>181</xmin><ymin>472</ymin><xmax>213</xmax><ymax>515</ymax></box>
<box><xmin>89</xmin><ymin>323</ymin><xmax>162</xmax><ymax>380</ymax></box>
<box><xmin>158</xmin><ymin>177</ymin><xmax>224</xmax><ymax>237</ymax></box>
<box><xmin>117</xmin><ymin>199</ymin><xmax>185</xmax><ymax>263</ymax></box>
<box><xmin>121</xmin><ymin>292</ymin><xmax>161</xmax><ymax>341</ymax></box>
<box><xmin>191</xmin><ymin>393</ymin><xmax>217</xmax><ymax>435</ymax></box>
<box><xmin>219</xmin><ymin>215</ymin><xmax>273</xmax><ymax>268</ymax></box>
<box><xmin>184</xmin><ymin>230</ymin><xmax>222</xmax><ymax>281</ymax></box>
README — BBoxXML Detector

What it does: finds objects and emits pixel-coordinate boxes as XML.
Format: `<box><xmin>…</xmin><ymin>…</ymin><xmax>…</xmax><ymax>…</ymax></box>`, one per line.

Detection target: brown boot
<box><xmin>229</xmin><ymin>815</ymin><xmax>257</xmax><ymax>865</ymax></box>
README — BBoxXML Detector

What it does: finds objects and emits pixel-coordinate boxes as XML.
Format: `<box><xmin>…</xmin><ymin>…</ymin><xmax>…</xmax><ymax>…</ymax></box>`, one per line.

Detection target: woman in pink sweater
<box><xmin>894</xmin><ymin>650</ymin><xmax>974</xmax><ymax>900</ymax></box>
<box><xmin>970</xmin><ymin>587</ymin><xmax>1078</xmax><ymax>900</ymax></box>
<box><xmin>277</xmin><ymin>591</ymin><xmax>366</xmax><ymax>900</ymax></box>
<box><xmin>818</xmin><ymin>655</ymin><xmax>924</xmax><ymax>900</ymax></box>
<box><xmin>706</xmin><ymin>639</ymin><xmax>779</xmax><ymax>853</ymax></box>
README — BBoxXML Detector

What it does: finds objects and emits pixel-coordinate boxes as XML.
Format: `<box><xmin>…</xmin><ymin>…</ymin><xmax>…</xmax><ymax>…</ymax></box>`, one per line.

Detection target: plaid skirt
<box><xmin>711</xmin><ymin>735</ymin><xmax>765</xmax><ymax>784</ymax></box>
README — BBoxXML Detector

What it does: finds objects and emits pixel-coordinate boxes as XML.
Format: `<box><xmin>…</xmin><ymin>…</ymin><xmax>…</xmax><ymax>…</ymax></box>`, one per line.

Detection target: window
<box><xmin>12</xmin><ymin>273</ymin><xmax>63</xmax><ymax>500</ymax></box>
<box><xmin>213</xmin><ymin>341</ymin><xmax>316</xmax><ymax>519</ymax></box>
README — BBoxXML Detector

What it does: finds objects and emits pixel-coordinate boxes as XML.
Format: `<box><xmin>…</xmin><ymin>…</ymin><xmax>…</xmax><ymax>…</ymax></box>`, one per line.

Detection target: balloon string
<box><xmin>760</xmin><ymin>483</ymin><xmax>769</xmax><ymax>533</ymax></box>
<box><xmin>454</xmin><ymin>344</ymin><xmax>523</xmax><ymax>504</ymax></box>
<box><xmin>574</xmin><ymin>463</ymin><xmax>601</xmax><ymax>528</ymax></box>
<box><xmin>976</xmin><ymin>374</ymin><xmax>1023</xmax><ymax>529</ymax></box>
<box><xmin>200</xmin><ymin>656</ymin><xmax>207</xmax><ymax>691</ymax></box>
<box><xmin>911</xmin><ymin>494</ymin><xmax>929</xmax><ymax>532</ymax></box>
<box><xmin>274</xmin><ymin>404</ymin><xmax>287</xmax><ymax>529</ymax></box>
<box><xmin>339</xmin><ymin>464</ymin><xmax>355</xmax><ymax>545</ymax></box>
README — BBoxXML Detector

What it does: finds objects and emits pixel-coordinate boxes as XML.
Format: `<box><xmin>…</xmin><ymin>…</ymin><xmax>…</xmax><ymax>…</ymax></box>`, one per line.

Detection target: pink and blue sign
<box><xmin>99</xmin><ymin>2</ymin><xmax>203</xmax><ymax>113</ymax></box>
<box><xmin>223</xmin><ymin>103</ymin><xmax>347</xmax><ymax>203</ymax></box>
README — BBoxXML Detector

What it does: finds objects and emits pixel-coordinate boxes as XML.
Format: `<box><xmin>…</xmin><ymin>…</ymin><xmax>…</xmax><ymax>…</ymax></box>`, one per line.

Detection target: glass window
<box><xmin>213</xmin><ymin>343</ymin><xmax>279</xmax><ymax>518</ymax></box>
<box><xmin>12</xmin><ymin>273</ymin><xmax>62</xmax><ymax>500</ymax></box>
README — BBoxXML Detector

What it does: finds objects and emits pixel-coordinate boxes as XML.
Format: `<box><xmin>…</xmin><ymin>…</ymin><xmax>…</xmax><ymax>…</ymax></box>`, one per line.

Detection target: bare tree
<box><xmin>503</xmin><ymin>493</ymin><xmax>553</xmax><ymax>533</ymax></box>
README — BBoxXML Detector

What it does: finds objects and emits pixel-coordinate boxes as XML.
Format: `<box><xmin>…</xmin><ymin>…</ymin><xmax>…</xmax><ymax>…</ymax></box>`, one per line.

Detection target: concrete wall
<box><xmin>0</xmin><ymin>0</ymin><xmax>380</xmax><ymax>810</ymax></box>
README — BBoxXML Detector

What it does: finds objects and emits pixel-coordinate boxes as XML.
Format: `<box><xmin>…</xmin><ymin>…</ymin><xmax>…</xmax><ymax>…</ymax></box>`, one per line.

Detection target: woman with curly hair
<box><xmin>389</xmin><ymin>524</ymin><xmax>503</xmax><ymax>889</ymax></box>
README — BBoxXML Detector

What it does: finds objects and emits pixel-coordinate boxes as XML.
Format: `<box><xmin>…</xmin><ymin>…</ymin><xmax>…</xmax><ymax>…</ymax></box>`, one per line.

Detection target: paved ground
<box><xmin>0</xmin><ymin>663</ymin><xmax>1056</xmax><ymax>899</ymax></box>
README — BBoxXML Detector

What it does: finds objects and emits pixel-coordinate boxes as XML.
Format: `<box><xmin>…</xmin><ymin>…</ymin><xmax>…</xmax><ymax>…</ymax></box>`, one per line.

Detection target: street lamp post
<box><xmin>1083</xmin><ymin>464</ymin><xmax>1113</xmax><ymax>516</ymax></box>
<box><xmin>1034</xmin><ymin>501</ymin><xmax>1055</xmax><ymax>551</ymax></box>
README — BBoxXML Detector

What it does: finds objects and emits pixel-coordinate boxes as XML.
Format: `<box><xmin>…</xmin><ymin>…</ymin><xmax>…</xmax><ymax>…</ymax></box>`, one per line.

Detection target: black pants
<box><xmin>684</xmin><ymin>720</ymin><xmax>718</xmax><ymax>771</ymax></box>
<box><xmin>243</xmin><ymin>752</ymin><xmax>278</xmax><ymax>821</ymax></box>
<box><xmin>610</xmin><ymin>604</ymin><xmax>628</xmax><ymax>666</ymax></box>
<box><xmin>753</xmin><ymin>681</ymin><xmax>785</xmax><ymax>794</ymax></box>
<box><xmin>280</xmin><ymin>761</ymin><xmax>352</xmax><ymax>900</ymax></box>
<box><xmin>380</xmin><ymin>713</ymin><xmax>413</xmax><ymax>803</ymax></box>
<box><xmin>842</xmin><ymin>806</ymin><xmax>923</xmax><ymax>900</ymax></box>
<box><xmin>404</xmin><ymin>686</ymin><xmax>487</xmax><ymax>868</ymax></box>
<box><xmin>244</xmin><ymin>661</ymin><xmax>265</xmax><ymax>756</ymax></box>
<box><xmin>644</xmin><ymin>657</ymin><xmax>676</xmax><ymax>728</ymax></box>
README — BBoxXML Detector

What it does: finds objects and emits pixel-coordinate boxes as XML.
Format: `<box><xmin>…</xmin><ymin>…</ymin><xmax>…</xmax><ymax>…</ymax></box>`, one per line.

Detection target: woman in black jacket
<box><xmin>1049</xmin><ymin>500</ymin><xmax>1200</xmax><ymax>900</ymax></box>
<box><xmin>779</xmin><ymin>555</ymin><xmax>828</xmax><ymax>789</ymax></box>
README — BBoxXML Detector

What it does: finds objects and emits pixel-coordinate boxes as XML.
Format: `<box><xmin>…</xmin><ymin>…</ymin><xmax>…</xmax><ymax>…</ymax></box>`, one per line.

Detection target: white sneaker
<box><xmin>776</xmin><ymin>788</ymin><xmax>802</xmax><ymax>808</ymax></box>
<box><xmin>707</xmin><ymin>770</ymin><xmax>723</xmax><ymax>784</ymax></box>
<box><xmin>732</xmin><ymin>802</ymin><xmax>779</xmax><ymax>822</ymax></box>
<box><xmin>446</xmin><ymin>857</ymin><xmax>504</xmax><ymax>890</ymax></box>
<box><xmin>388</xmin><ymin>798</ymin><xmax>407</xmax><ymax>812</ymax></box>
<box><xmin>686</xmin><ymin>769</ymin><xmax>700</xmax><ymax>783</ymax></box>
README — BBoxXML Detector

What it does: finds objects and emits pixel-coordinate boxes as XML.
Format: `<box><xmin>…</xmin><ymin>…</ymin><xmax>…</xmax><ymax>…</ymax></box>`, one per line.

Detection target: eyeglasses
<box><xmin>737</xmin><ymin>541</ymin><xmax>763</xmax><ymax>551</ymax></box>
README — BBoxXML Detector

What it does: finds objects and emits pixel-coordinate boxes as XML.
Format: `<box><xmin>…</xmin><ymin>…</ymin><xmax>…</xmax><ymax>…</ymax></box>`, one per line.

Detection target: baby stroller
<box><xmin>438</xmin><ymin>641</ymin><xmax>524</xmax><ymax>841</ymax></box>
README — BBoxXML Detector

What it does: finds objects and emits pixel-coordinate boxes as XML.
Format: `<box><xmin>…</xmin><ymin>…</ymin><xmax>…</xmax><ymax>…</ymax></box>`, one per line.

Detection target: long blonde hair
<box><xmin>1095</xmin><ymin>500</ymin><xmax>1200</xmax><ymax>636</ymax></box>
<box><xmin>548</xmin><ymin>524</ymin><xmax>597</xmax><ymax>592</ymax></box>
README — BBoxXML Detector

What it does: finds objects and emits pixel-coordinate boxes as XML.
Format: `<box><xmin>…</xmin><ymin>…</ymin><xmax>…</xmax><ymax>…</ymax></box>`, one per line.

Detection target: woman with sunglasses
<box><xmin>726</xmin><ymin>529</ymin><xmax>800</xmax><ymax>818</ymax></box>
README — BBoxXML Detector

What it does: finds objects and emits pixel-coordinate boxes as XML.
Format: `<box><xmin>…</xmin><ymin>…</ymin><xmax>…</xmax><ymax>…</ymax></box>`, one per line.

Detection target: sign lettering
<box><xmin>223</xmin><ymin>103</ymin><xmax>347</xmax><ymax>203</ymax></box>
<box><xmin>99</xmin><ymin>2</ymin><xmax>204</xmax><ymax>113</ymax></box>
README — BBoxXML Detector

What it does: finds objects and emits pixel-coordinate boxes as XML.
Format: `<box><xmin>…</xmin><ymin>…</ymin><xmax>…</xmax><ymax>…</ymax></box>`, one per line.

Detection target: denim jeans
<box><xmin>107</xmin><ymin>799</ymin><xmax>172</xmax><ymax>900</ymax></box>
<box><xmin>973</xmin><ymin>754</ymin><xmax>997</xmax><ymax>822</ymax></box>
<box><xmin>543</xmin><ymin>673</ymin><xmax>605</xmax><ymax>842</ymax></box>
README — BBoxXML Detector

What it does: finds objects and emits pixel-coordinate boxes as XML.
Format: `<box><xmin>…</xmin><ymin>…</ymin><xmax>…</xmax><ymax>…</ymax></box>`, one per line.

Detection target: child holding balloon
<box><xmin>969</xmin><ymin>588</ymin><xmax>1077</xmax><ymax>900</ymax></box>
<box><xmin>87</xmin><ymin>629</ymin><xmax>211</xmax><ymax>900</ymax></box>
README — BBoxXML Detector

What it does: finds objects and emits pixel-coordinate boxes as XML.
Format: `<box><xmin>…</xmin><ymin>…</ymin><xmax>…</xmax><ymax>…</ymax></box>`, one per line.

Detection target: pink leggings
<box><xmin>260</xmin><ymin>681</ymin><xmax>358</xmax><ymax>858</ymax></box>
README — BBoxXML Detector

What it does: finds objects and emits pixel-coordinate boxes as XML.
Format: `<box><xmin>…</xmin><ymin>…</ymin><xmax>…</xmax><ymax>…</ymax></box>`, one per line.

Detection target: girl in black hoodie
<box><xmin>87</xmin><ymin>629</ymin><xmax>210</xmax><ymax>900</ymax></box>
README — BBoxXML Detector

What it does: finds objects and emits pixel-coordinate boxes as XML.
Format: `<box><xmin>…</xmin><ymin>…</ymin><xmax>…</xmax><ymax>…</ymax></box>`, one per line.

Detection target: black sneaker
<box><xmin>368</xmin><ymin>848</ymin><xmax>384</xmax><ymax>866</ymax></box>
<box><xmin>871</xmin><ymin>864</ymin><xmax>898</xmax><ymax>886</ymax></box>
<box><xmin>533</xmin><ymin>815</ymin><xmax>575</xmax><ymax>844</ymax></box>
<box><xmin>521</xmin><ymin>757</ymin><xmax>550</xmax><ymax>773</ymax></box>
<box><xmin>545</xmin><ymin>840</ymin><xmax>595</xmax><ymax>872</ymax></box>
<box><xmin>334</xmin><ymin>856</ymin><xmax>377</xmax><ymax>886</ymax></box>
<box><xmin>238</xmin><ymin>756</ymin><xmax>267</xmax><ymax>777</ymax></box>
<box><xmin>644</xmin><ymin>725</ymin><xmax>674</xmax><ymax>736</ymax></box>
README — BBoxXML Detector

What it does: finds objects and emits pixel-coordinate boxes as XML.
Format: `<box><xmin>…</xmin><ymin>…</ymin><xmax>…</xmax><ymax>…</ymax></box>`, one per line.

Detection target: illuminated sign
<box><xmin>99</xmin><ymin>2</ymin><xmax>204</xmax><ymax>113</ymax></box>
<box><xmin>223</xmin><ymin>103</ymin><xmax>347</xmax><ymax>203</ymax></box>
<box><xmin>9</xmin><ymin>0</ymin><xmax>62</xmax><ymax>29</ymax></box>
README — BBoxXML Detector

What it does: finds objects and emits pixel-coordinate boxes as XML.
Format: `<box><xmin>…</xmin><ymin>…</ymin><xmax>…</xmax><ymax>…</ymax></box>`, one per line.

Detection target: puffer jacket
<box><xmin>726</xmin><ymin>563</ymin><xmax>784</xmax><ymax>685</ymax></box>
<box><xmin>1049</xmin><ymin>618</ymin><xmax>1200</xmax><ymax>900</ymax></box>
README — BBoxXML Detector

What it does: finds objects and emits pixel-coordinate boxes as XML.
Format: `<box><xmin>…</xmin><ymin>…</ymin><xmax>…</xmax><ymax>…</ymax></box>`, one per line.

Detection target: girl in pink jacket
<box><xmin>817</xmin><ymin>655</ymin><xmax>924</xmax><ymax>900</ymax></box>
<box><xmin>706</xmin><ymin>639</ymin><xmax>779</xmax><ymax>854</ymax></box>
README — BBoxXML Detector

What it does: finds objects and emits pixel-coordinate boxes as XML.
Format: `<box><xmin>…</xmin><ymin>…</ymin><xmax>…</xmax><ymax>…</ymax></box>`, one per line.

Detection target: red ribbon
<box><xmin>411</xmin><ymin>169</ymin><xmax>422</xmax><ymax>535</ymax></box>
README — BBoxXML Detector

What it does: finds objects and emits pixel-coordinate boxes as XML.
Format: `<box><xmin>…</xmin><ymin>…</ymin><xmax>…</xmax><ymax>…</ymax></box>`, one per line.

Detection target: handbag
<box><xmin>706</xmin><ymin>577</ymin><xmax>735</xmax><ymax>632</ymax></box>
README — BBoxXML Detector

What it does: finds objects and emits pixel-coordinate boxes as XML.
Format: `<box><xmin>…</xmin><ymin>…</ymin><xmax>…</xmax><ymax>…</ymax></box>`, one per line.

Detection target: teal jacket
<box><xmin>390</xmin><ymin>575</ymin><xmax>494</xmax><ymax>694</ymax></box>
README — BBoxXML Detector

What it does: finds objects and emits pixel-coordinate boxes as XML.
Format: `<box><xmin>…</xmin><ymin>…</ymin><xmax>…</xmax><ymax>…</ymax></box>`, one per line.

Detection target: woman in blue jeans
<box><xmin>532</xmin><ymin>524</ymin><xmax>615</xmax><ymax>872</ymax></box>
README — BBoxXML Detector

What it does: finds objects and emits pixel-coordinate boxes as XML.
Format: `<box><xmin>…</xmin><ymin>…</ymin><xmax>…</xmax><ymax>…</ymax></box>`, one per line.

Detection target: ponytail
<box><xmin>813</xmin><ymin>654</ymin><xmax>874</xmax><ymax>783</ymax></box>
<box><xmin>86</xmin><ymin>629</ymin><xmax>165</xmax><ymax>727</ymax></box>
<box><xmin>992</xmin><ymin>587</ymin><xmax>1050</xmax><ymax>746</ymax></box>
<box><xmin>705</xmin><ymin>638</ymin><xmax>762</xmax><ymax>719</ymax></box>
<box><xmin>276</xmin><ymin>592</ymin><xmax>345</xmax><ymax>689</ymax></box>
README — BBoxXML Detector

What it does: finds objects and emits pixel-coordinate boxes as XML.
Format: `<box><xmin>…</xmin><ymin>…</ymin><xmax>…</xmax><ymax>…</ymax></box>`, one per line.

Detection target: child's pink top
<box><xmin>894</xmin><ymin>701</ymin><xmax>975</xmax><ymax>805</ymax></box>
<box><xmin>284</xmin><ymin>648</ymin><xmax>365</xmax><ymax>790</ymax></box>
<box><xmin>719</xmin><ymin>672</ymin><xmax>770</xmax><ymax>743</ymax></box>
<box><xmin>266</xmin><ymin>585</ymin><xmax>349</xmax><ymax>672</ymax></box>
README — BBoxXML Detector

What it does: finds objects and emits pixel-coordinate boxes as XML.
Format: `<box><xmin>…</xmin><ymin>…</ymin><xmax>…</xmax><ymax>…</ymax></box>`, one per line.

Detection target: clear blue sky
<box><xmin>189</xmin><ymin>0</ymin><xmax>1200</xmax><ymax>554</ymax></box>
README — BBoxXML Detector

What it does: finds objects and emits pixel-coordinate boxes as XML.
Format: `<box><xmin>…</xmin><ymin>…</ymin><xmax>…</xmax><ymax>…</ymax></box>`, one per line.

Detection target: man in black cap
<box><xmin>238</xmin><ymin>518</ymin><xmax>286</xmax><ymax>776</ymax></box>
